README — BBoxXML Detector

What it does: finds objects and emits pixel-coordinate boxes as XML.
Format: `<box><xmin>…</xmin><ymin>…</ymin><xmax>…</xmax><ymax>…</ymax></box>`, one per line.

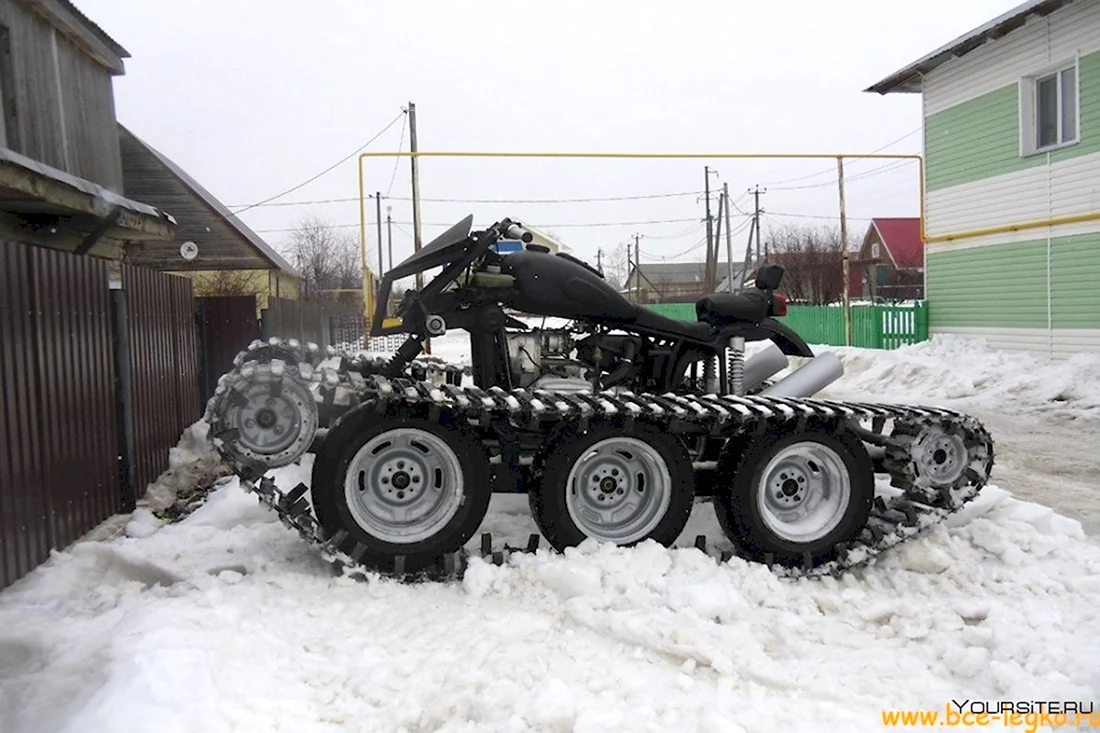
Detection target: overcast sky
<box><xmin>81</xmin><ymin>0</ymin><xmax>1020</xmax><ymax>272</ymax></box>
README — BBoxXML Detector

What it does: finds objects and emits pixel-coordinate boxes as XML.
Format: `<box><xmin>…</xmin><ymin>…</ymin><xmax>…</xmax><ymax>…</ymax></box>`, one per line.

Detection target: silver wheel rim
<box><xmin>756</xmin><ymin>442</ymin><xmax>851</xmax><ymax>543</ymax></box>
<box><xmin>912</xmin><ymin>427</ymin><xmax>968</xmax><ymax>487</ymax></box>
<box><xmin>343</xmin><ymin>428</ymin><xmax>464</xmax><ymax>544</ymax></box>
<box><xmin>224</xmin><ymin>364</ymin><xmax>316</xmax><ymax>465</ymax></box>
<box><xmin>565</xmin><ymin>437</ymin><xmax>673</xmax><ymax>544</ymax></box>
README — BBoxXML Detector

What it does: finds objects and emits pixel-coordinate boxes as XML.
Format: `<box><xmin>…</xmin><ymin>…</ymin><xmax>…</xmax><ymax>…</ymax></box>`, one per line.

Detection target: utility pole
<box><xmin>596</xmin><ymin>248</ymin><xmax>603</xmax><ymax>274</ymax></box>
<box><xmin>713</xmin><ymin>192</ymin><xmax>724</xmax><ymax>290</ymax></box>
<box><xmin>408</xmin><ymin>102</ymin><xmax>423</xmax><ymax>291</ymax></box>
<box><xmin>385</xmin><ymin>205</ymin><xmax>393</xmax><ymax>316</ymax></box>
<box><xmin>374</xmin><ymin>191</ymin><xmax>383</xmax><ymax>273</ymax></box>
<box><xmin>634</xmin><ymin>233</ymin><xmax>641</xmax><ymax>303</ymax></box>
<box><xmin>723</xmin><ymin>182</ymin><xmax>734</xmax><ymax>292</ymax></box>
<box><xmin>837</xmin><ymin>157</ymin><xmax>851</xmax><ymax>347</ymax></box>
<box><xmin>629</xmin><ymin>248</ymin><xmax>638</xmax><ymax>299</ymax></box>
<box><xmin>386</xmin><ymin>206</ymin><xmax>393</xmax><ymax>277</ymax></box>
<box><xmin>748</xmin><ymin>185</ymin><xmax>766</xmax><ymax>266</ymax></box>
<box><xmin>704</xmin><ymin>166</ymin><xmax>712</xmax><ymax>290</ymax></box>
<box><xmin>408</xmin><ymin>101</ymin><xmax>428</xmax><ymax>353</ymax></box>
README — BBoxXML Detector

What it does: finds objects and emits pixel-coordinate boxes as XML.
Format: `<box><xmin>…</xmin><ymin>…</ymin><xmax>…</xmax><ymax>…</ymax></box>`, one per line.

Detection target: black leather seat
<box><xmin>695</xmin><ymin>290</ymin><xmax>770</xmax><ymax>326</ymax></box>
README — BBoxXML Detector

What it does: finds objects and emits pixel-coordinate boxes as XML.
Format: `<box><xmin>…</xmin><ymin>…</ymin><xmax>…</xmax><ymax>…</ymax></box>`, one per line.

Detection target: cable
<box><xmin>759</xmin><ymin>127</ymin><xmax>922</xmax><ymax>187</ymax></box>
<box><xmin>228</xmin><ymin>189</ymin><xmax>706</xmax><ymax>209</ymax></box>
<box><xmin>384</xmin><ymin>111</ymin><xmax>408</xmax><ymax>198</ymax></box>
<box><xmin>764</xmin><ymin>211</ymin><xmax>875</xmax><ymax>222</ymax></box>
<box><xmin>252</xmin><ymin>215</ymin><xmax>707</xmax><ymax>235</ymax></box>
<box><xmin>229</xmin><ymin>110</ymin><xmax>406</xmax><ymax>215</ymax></box>
<box><xmin>768</xmin><ymin>159</ymin><xmax>914</xmax><ymax>192</ymax></box>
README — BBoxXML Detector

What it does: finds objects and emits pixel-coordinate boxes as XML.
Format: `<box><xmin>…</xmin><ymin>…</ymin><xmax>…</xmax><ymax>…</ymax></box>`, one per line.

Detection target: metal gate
<box><xmin>194</xmin><ymin>296</ymin><xmax>260</xmax><ymax>405</ymax></box>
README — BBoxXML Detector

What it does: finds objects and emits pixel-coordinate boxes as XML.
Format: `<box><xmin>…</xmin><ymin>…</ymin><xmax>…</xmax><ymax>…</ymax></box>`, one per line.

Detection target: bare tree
<box><xmin>762</xmin><ymin>222</ymin><xmax>847</xmax><ymax>304</ymax></box>
<box><xmin>601</xmin><ymin>242</ymin><xmax>632</xmax><ymax>292</ymax></box>
<box><xmin>280</xmin><ymin>215</ymin><xmax>363</xmax><ymax>302</ymax></box>
<box><xmin>192</xmin><ymin>269</ymin><xmax>259</xmax><ymax>297</ymax></box>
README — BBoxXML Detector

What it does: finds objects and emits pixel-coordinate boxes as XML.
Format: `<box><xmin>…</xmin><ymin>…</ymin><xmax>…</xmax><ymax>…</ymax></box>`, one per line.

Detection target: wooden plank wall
<box><xmin>0</xmin><ymin>0</ymin><xmax>124</xmax><ymax>190</ymax></box>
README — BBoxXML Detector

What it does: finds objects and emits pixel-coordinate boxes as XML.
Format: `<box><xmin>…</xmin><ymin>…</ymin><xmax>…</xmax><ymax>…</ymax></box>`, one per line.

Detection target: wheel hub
<box><xmin>255</xmin><ymin>407</ymin><xmax>278</xmax><ymax>430</ymax></box>
<box><xmin>218</xmin><ymin>362</ymin><xmax>318</xmax><ymax>468</ymax></box>
<box><xmin>911</xmin><ymin>426</ymin><xmax>968</xmax><ymax>487</ymax></box>
<box><xmin>565</xmin><ymin>437</ymin><xmax>672</xmax><ymax>544</ymax></box>
<box><xmin>756</xmin><ymin>441</ymin><xmax>851</xmax><ymax>543</ymax></box>
<box><xmin>343</xmin><ymin>428</ymin><xmax>463</xmax><ymax>544</ymax></box>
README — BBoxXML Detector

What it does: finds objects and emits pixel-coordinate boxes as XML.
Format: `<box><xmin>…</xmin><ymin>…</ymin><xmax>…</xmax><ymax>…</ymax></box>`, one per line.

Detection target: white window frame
<box><xmin>1019</xmin><ymin>56</ymin><xmax>1080</xmax><ymax>157</ymax></box>
<box><xmin>871</xmin><ymin>242</ymin><xmax>880</xmax><ymax>258</ymax></box>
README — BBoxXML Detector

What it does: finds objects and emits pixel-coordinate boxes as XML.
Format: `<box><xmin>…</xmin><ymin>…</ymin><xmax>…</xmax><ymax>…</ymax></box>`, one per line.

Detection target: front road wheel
<box><xmin>311</xmin><ymin>406</ymin><xmax>492</xmax><ymax>574</ymax></box>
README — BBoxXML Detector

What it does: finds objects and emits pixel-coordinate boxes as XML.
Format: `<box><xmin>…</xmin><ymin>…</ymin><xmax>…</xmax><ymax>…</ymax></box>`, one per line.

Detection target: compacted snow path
<box><xmin>1</xmin><ymin>335</ymin><xmax>1099</xmax><ymax>732</ymax></box>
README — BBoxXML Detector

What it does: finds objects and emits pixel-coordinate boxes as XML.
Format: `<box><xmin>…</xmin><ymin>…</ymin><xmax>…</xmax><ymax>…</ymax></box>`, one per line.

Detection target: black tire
<box><xmin>311</xmin><ymin>404</ymin><xmax>492</xmax><ymax>574</ymax></box>
<box><xmin>714</xmin><ymin>427</ymin><xmax>873</xmax><ymax>567</ymax></box>
<box><xmin>529</xmin><ymin>420</ymin><xmax>695</xmax><ymax>552</ymax></box>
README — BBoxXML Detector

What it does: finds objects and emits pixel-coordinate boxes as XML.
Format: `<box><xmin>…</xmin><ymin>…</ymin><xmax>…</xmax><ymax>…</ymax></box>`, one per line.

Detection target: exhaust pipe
<box><xmin>759</xmin><ymin>351</ymin><xmax>844</xmax><ymax>398</ymax></box>
<box><xmin>743</xmin><ymin>343</ymin><xmax>790</xmax><ymax>394</ymax></box>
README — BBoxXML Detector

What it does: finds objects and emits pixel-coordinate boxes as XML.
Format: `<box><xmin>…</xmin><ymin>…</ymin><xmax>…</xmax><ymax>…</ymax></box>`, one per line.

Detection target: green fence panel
<box><xmin>642</xmin><ymin>301</ymin><xmax>929</xmax><ymax>349</ymax></box>
<box><xmin>642</xmin><ymin>303</ymin><xmax>698</xmax><ymax>320</ymax></box>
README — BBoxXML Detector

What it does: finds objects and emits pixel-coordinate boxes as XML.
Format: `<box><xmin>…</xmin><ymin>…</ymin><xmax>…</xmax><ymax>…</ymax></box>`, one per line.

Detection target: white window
<box><xmin>1020</xmin><ymin>60</ymin><xmax>1079</xmax><ymax>156</ymax></box>
<box><xmin>871</xmin><ymin>242</ymin><xmax>880</xmax><ymax>258</ymax></box>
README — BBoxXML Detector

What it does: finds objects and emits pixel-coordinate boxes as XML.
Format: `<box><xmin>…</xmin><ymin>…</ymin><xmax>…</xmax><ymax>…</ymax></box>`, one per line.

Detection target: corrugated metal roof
<box><xmin>864</xmin><ymin>0</ymin><xmax>1078</xmax><ymax>94</ymax></box>
<box><xmin>870</xmin><ymin>217</ymin><xmax>924</xmax><ymax>269</ymax></box>
<box><xmin>630</xmin><ymin>260</ymin><xmax>738</xmax><ymax>285</ymax></box>
<box><xmin>0</xmin><ymin>143</ymin><xmax>174</xmax><ymax>222</ymax></box>
<box><xmin>60</xmin><ymin>0</ymin><xmax>130</xmax><ymax>58</ymax></box>
<box><xmin>120</xmin><ymin>124</ymin><xmax>299</xmax><ymax>276</ymax></box>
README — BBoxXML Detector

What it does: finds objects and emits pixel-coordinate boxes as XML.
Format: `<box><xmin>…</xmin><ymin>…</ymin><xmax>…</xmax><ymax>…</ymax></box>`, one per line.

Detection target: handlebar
<box><xmin>504</xmin><ymin>222</ymin><xmax>534</xmax><ymax>243</ymax></box>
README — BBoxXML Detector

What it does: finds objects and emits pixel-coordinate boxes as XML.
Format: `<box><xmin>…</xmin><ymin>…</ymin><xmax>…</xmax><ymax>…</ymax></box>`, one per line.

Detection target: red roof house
<box><xmin>855</xmin><ymin>217</ymin><xmax>925</xmax><ymax>301</ymax></box>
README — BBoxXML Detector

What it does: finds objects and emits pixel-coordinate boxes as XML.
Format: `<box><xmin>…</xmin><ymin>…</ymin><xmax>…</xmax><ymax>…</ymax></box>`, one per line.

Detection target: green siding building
<box><xmin>867</xmin><ymin>0</ymin><xmax>1100</xmax><ymax>357</ymax></box>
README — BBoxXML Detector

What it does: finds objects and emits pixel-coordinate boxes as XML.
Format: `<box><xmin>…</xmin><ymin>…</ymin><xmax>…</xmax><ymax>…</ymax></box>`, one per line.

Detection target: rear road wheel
<box><xmin>715</xmin><ymin>428</ymin><xmax>873</xmax><ymax>567</ymax></box>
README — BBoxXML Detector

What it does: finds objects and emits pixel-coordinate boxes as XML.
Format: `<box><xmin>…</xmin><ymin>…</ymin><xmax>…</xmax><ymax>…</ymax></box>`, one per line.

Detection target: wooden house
<box><xmin>0</xmin><ymin>0</ymin><xmax>176</xmax><ymax>258</ymax></box>
<box><xmin>118</xmin><ymin>124</ymin><xmax>300</xmax><ymax>309</ymax></box>
<box><xmin>853</xmin><ymin>217</ymin><xmax>925</xmax><ymax>301</ymax></box>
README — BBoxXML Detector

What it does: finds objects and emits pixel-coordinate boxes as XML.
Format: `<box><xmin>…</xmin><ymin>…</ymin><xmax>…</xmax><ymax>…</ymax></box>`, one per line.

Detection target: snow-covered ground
<box><xmin>2</xmin><ymin>335</ymin><xmax>1099</xmax><ymax>733</ymax></box>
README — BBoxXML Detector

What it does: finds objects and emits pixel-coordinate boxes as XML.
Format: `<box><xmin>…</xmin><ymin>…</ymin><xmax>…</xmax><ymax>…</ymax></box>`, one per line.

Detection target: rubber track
<box><xmin>205</xmin><ymin>338</ymin><xmax>995</xmax><ymax>582</ymax></box>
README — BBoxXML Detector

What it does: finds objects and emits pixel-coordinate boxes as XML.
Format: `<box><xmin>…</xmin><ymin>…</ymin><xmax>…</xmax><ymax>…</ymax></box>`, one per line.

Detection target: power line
<box><xmin>764</xmin><ymin>210</ymin><xmax>876</xmax><ymax>222</ymax></box>
<box><xmin>228</xmin><ymin>189</ymin><xmax>707</xmax><ymax>209</ymax></box>
<box><xmin>384</xmin><ymin>110</ymin><xmax>408</xmax><ymax>198</ymax></box>
<box><xmin>768</xmin><ymin>159</ymin><xmax>913</xmax><ymax>192</ymax></box>
<box><xmin>252</xmin><ymin>215</ymin><xmax>707</xmax><ymax>235</ymax></box>
<box><xmin>759</xmin><ymin>127</ymin><xmax>922</xmax><ymax>188</ymax></box>
<box><xmin>229</xmin><ymin>109</ymin><xmax>406</xmax><ymax>215</ymax></box>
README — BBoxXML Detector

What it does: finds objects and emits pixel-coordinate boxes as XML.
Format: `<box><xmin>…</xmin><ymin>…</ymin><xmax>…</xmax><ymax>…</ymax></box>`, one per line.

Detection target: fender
<box><xmin>745</xmin><ymin>318</ymin><xmax>815</xmax><ymax>358</ymax></box>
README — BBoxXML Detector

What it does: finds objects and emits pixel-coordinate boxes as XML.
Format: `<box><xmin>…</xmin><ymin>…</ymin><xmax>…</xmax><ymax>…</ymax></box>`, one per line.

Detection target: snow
<box><xmin>140</xmin><ymin>419</ymin><xmax>232</xmax><ymax>515</ymax></box>
<box><xmin>2</xmin><ymin>334</ymin><xmax>1100</xmax><ymax>732</ymax></box>
<box><xmin>818</xmin><ymin>334</ymin><xmax>1100</xmax><ymax>420</ymax></box>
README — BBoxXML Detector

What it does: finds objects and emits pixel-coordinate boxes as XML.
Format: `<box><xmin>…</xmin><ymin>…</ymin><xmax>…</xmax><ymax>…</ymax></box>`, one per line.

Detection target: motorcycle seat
<box><xmin>695</xmin><ymin>291</ymin><xmax>770</xmax><ymax>326</ymax></box>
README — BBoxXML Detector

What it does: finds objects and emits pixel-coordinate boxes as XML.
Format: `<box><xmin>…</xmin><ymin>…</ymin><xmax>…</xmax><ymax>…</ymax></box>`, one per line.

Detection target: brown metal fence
<box><xmin>194</xmin><ymin>295</ymin><xmax>260</xmax><ymax>404</ymax></box>
<box><xmin>265</xmin><ymin>296</ymin><xmax>324</xmax><ymax>345</ymax></box>
<box><xmin>123</xmin><ymin>265</ymin><xmax>200</xmax><ymax>498</ymax></box>
<box><xmin>0</xmin><ymin>243</ymin><xmax>203</xmax><ymax>590</ymax></box>
<box><xmin>0</xmin><ymin>241</ymin><xmax>119</xmax><ymax>589</ymax></box>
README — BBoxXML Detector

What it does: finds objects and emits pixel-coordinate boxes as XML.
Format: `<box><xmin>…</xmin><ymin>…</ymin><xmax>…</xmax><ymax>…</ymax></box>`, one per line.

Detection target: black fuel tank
<box><xmin>500</xmin><ymin>250</ymin><xmax>637</xmax><ymax>320</ymax></box>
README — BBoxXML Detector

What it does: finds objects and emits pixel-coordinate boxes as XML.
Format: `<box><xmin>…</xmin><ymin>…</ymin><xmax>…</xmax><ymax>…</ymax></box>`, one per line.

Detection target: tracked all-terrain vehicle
<box><xmin>204</xmin><ymin>215</ymin><xmax>994</xmax><ymax>580</ymax></box>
